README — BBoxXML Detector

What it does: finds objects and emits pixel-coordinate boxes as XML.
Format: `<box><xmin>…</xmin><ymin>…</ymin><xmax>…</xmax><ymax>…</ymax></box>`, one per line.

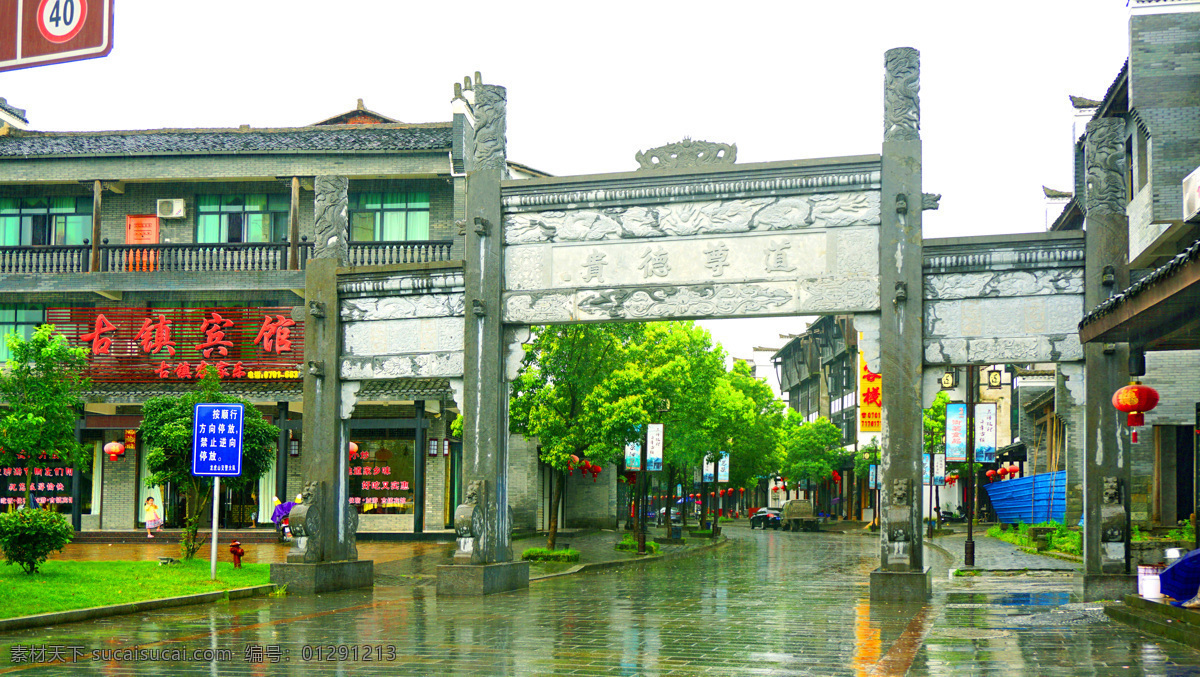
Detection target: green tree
<box><xmin>778</xmin><ymin>412</ymin><xmax>847</xmax><ymax>489</ymax></box>
<box><xmin>509</xmin><ymin>323</ymin><xmax>643</xmax><ymax>549</ymax></box>
<box><xmin>924</xmin><ymin>391</ymin><xmax>949</xmax><ymax>456</ymax></box>
<box><xmin>590</xmin><ymin>322</ymin><xmax>729</xmax><ymax>526</ymax></box>
<box><xmin>140</xmin><ymin>367</ymin><xmax>278</xmax><ymax>559</ymax></box>
<box><xmin>0</xmin><ymin>325</ymin><xmax>91</xmax><ymax>508</ymax></box>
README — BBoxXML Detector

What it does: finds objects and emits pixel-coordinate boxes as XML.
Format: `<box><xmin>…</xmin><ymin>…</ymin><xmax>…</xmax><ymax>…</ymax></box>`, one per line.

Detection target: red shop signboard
<box><xmin>46</xmin><ymin>307</ymin><xmax>304</xmax><ymax>383</ymax></box>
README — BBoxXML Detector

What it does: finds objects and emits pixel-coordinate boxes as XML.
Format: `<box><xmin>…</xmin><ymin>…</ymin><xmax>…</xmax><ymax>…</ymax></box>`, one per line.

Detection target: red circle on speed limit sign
<box><xmin>37</xmin><ymin>0</ymin><xmax>89</xmax><ymax>44</ymax></box>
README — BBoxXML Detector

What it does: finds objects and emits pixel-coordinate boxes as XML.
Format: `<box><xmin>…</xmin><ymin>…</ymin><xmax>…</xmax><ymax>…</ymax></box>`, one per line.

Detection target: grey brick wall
<box><xmin>1142</xmin><ymin>351</ymin><xmax>1200</xmax><ymax>426</ymax></box>
<box><xmin>508</xmin><ymin>434</ymin><xmax>540</xmax><ymax>531</ymax></box>
<box><xmin>565</xmin><ymin>467</ymin><xmax>618</xmax><ymax>530</ymax></box>
<box><xmin>100</xmin><ymin>448</ymin><xmax>137</xmax><ymax>530</ymax></box>
<box><xmin>1131</xmin><ymin>11</ymin><xmax>1200</xmax><ymax>225</ymax></box>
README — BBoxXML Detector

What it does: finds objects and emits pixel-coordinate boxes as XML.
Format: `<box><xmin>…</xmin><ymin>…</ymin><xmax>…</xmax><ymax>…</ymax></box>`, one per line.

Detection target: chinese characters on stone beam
<box><xmin>47</xmin><ymin>307</ymin><xmax>303</xmax><ymax>383</ymax></box>
<box><xmin>580</xmin><ymin>239</ymin><xmax>803</xmax><ymax>283</ymax></box>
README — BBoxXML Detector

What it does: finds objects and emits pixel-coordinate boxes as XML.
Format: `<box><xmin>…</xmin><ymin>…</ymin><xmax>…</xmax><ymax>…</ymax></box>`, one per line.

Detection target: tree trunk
<box><xmin>546</xmin><ymin>470</ymin><xmax>564</xmax><ymax>550</ymax></box>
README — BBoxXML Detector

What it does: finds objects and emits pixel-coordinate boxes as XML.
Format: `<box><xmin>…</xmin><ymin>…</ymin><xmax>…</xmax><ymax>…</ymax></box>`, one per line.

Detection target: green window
<box><xmin>0</xmin><ymin>197</ymin><xmax>91</xmax><ymax>246</ymax></box>
<box><xmin>349</xmin><ymin>192</ymin><xmax>430</xmax><ymax>242</ymax></box>
<box><xmin>196</xmin><ymin>194</ymin><xmax>289</xmax><ymax>244</ymax></box>
<box><xmin>0</xmin><ymin>304</ymin><xmax>46</xmax><ymax>362</ymax></box>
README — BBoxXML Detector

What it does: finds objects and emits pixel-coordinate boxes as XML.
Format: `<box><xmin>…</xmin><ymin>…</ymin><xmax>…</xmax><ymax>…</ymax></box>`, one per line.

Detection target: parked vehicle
<box><xmin>658</xmin><ymin>506</ymin><xmax>683</xmax><ymax>524</ymax></box>
<box><xmin>750</xmin><ymin>507</ymin><xmax>781</xmax><ymax>530</ymax></box>
<box><xmin>780</xmin><ymin>499</ymin><xmax>819</xmax><ymax>532</ymax></box>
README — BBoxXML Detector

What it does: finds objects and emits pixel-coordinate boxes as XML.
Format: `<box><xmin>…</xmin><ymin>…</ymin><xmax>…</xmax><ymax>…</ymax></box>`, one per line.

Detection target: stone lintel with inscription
<box><xmin>923</xmin><ymin>232</ymin><xmax>1085</xmax><ymax>274</ymax></box>
<box><xmin>503</xmin><ymin>278</ymin><xmax>880</xmax><ymax>324</ymax></box>
<box><xmin>504</xmin><ymin>192</ymin><xmax>881</xmax><ymax>246</ymax></box>
<box><xmin>923</xmin><ymin>335</ymin><xmax>1083</xmax><ymax>366</ymax></box>
<box><xmin>341</xmin><ymin>352</ymin><xmax>465</xmax><ymax>380</ymax></box>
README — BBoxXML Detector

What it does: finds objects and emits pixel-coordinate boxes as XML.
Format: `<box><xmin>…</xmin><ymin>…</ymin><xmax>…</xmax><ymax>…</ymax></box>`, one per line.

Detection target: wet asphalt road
<box><xmin>1</xmin><ymin>525</ymin><xmax>1198</xmax><ymax>675</ymax></box>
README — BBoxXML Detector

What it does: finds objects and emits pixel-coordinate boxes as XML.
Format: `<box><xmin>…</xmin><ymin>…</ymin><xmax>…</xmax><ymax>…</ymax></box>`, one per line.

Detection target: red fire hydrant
<box><xmin>229</xmin><ymin>540</ymin><xmax>245</xmax><ymax>568</ymax></box>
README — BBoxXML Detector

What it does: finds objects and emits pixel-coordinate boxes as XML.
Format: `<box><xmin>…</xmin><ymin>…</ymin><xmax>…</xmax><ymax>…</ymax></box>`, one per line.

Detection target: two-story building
<box><xmin>0</xmin><ymin>98</ymin><xmax>480</xmax><ymax>533</ymax></box>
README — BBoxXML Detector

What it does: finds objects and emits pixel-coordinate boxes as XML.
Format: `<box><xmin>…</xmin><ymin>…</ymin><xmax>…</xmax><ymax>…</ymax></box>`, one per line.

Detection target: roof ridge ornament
<box><xmin>635</xmin><ymin>138</ymin><xmax>736</xmax><ymax>171</ymax></box>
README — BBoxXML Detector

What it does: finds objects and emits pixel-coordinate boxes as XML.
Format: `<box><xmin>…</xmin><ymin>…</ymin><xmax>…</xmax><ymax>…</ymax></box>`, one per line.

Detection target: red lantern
<box><xmin>104</xmin><ymin>441</ymin><xmax>125</xmax><ymax>462</ymax></box>
<box><xmin>349</xmin><ymin>441</ymin><xmax>359</xmax><ymax>459</ymax></box>
<box><xmin>986</xmin><ymin>469</ymin><xmax>997</xmax><ymax>482</ymax></box>
<box><xmin>832</xmin><ymin>470</ymin><xmax>841</xmax><ymax>483</ymax></box>
<box><xmin>772</xmin><ymin>486</ymin><xmax>779</xmax><ymax>493</ymax></box>
<box><xmin>739</xmin><ymin>487</ymin><xmax>745</xmax><ymax>494</ymax></box>
<box><xmin>1113</xmin><ymin>382</ymin><xmax>1159</xmax><ymax>428</ymax></box>
<box><xmin>591</xmin><ymin>465</ymin><xmax>601</xmax><ymax>482</ymax></box>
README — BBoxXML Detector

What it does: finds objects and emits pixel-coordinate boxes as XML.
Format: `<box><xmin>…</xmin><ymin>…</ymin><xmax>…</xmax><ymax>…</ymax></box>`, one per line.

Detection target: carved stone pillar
<box><xmin>269</xmin><ymin>176</ymin><xmax>372</xmax><ymax>594</ymax></box>
<box><xmin>313</xmin><ymin>176</ymin><xmax>349</xmax><ymax>261</ymax></box>
<box><xmin>438</xmin><ymin>78</ymin><xmax>528</xmax><ymax>595</ymax></box>
<box><xmin>871</xmin><ymin>46</ymin><xmax>929</xmax><ymax>601</ymax></box>
<box><xmin>1079</xmin><ymin>117</ymin><xmax>1133</xmax><ymax>601</ymax></box>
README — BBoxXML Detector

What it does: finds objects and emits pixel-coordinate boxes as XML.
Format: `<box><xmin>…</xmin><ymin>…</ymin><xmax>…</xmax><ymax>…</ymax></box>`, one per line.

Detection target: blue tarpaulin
<box><xmin>983</xmin><ymin>470</ymin><xmax>1066</xmax><ymax>524</ymax></box>
<box><xmin>1161</xmin><ymin>549</ymin><xmax>1200</xmax><ymax>603</ymax></box>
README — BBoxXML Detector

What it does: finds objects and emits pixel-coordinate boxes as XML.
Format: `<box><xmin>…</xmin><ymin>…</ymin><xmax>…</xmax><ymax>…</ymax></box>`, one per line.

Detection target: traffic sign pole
<box><xmin>211</xmin><ymin>477</ymin><xmax>219</xmax><ymax>581</ymax></box>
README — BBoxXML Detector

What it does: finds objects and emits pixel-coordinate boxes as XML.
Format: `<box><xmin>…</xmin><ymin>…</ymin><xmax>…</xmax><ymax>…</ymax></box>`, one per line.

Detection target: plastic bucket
<box><xmin>1138</xmin><ymin>564</ymin><xmax>1165</xmax><ymax>598</ymax></box>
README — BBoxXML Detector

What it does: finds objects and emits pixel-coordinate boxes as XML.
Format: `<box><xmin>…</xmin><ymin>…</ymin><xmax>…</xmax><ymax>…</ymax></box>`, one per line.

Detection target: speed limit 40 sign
<box><xmin>0</xmin><ymin>0</ymin><xmax>113</xmax><ymax>73</ymax></box>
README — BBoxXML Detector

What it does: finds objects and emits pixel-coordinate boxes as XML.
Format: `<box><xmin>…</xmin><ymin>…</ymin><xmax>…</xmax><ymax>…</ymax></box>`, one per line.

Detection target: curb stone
<box><xmin>0</xmin><ymin>584</ymin><xmax>278</xmax><ymax>633</ymax></box>
<box><xmin>530</xmin><ymin>537</ymin><xmax>730</xmax><ymax>582</ymax></box>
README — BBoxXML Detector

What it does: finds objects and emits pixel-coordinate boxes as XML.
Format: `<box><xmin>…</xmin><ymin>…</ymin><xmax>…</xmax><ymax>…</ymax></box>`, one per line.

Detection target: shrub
<box><xmin>0</xmin><ymin>507</ymin><xmax>74</xmax><ymax>574</ymax></box>
<box><xmin>521</xmin><ymin>547</ymin><xmax>580</xmax><ymax>563</ymax></box>
<box><xmin>985</xmin><ymin>521</ymin><xmax>1081</xmax><ymax>555</ymax></box>
<box><xmin>615</xmin><ymin>533</ymin><xmax>659</xmax><ymax>554</ymax></box>
<box><xmin>1167</xmin><ymin>523</ymin><xmax>1195</xmax><ymax>542</ymax></box>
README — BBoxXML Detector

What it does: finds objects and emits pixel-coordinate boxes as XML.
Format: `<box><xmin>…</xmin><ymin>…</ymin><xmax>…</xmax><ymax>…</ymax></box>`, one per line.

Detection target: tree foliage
<box><xmin>0</xmin><ymin>325</ymin><xmax>91</xmax><ymax>506</ymax></box>
<box><xmin>140</xmin><ymin>367</ymin><xmax>277</xmax><ymax>558</ymax></box>
<box><xmin>509</xmin><ymin>324</ymin><xmax>643</xmax><ymax>547</ymax></box>
<box><xmin>924</xmin><ymin>391</ymin><xmax>950</xmax><ymax>456</ymax></box>
<box><xmin>510</xmin><ymin>321</ymin><xmax>789</xmax><ymax>539</ymax></box>
<box><xmin>778</xmin><ymin>412</ymin><xmax>846</xmax><ymax>483</ymax></box>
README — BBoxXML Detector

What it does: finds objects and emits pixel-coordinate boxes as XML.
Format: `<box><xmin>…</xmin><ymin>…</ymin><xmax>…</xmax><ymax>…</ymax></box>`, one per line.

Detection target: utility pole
<box><xmin>965</xmin><ymin>365</ymin><xmax>976</xmax><ymax>567</ymax></box>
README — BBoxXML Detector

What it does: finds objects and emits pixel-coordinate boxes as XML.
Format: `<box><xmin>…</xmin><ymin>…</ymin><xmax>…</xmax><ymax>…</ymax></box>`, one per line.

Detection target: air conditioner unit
<box><xmin>1184</xmin><ymin>166</ymin><xmax>1200</xmax><ymax>223</ymax></box>
<box><xmin>156</xmin><ymin>199</ymin><xmax>186</xmax><ymax>219</ymax></box>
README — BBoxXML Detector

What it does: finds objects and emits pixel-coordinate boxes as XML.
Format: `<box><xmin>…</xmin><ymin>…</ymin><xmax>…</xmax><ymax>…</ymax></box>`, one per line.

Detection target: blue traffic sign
<box><xmin>191</xmin><ymin>403</ymin><xmax>244</xmax><ymax>477</ymax></box>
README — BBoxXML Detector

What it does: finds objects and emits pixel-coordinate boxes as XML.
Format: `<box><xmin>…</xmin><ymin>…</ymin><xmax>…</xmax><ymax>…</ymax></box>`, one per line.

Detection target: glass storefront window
<box><xmin>349</xmin><ymin>437</ymin><xmax>415</xmax><ymax>514</ymax></box>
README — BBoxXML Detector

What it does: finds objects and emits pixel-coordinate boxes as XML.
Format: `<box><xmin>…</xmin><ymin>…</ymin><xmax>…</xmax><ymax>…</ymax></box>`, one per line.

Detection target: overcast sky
<box><xmin>2</xmin><ymin>0</ymin><xmax>1133</xmax><ymax>395</ymax></box>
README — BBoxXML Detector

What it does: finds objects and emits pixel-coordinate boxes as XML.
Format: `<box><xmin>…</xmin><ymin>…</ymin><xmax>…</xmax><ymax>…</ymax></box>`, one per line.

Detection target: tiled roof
<box><xmin>1079</xmin><ymin>238</ymin><xmax>1200</xmax><ymax>328</ymax></box>
<box><xmin>0</xmin><ymin>97</ymin><xmax>27</xmax><ymax>123</ymax></box>
<box><xmin>82</xmin><ymin>381</ymin><xmax>303</xmax><ymax>403</ymax></box>
<box><xmin>0</xmin><ymin>123</ymin><xmax>452</xmax><ymax>158</ymax></box>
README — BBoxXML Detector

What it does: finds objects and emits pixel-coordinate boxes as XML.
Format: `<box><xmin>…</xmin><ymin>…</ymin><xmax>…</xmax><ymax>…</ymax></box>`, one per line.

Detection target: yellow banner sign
<box><xmin>859</xmin><ymin>352</ymin><xmax>881</xmax><ymax>432</ymax></box>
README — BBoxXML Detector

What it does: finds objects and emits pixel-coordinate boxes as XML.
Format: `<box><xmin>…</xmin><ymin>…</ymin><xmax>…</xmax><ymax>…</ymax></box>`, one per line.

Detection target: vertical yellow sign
<box><xmin>859</xmin><ymin>351</ymin><xmax>881</xmax><ymax>432</ymax></box>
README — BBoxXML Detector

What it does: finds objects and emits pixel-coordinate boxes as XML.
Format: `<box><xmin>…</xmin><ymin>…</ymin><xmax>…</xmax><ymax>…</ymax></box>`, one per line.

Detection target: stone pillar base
<box><xmin>270</xmin><ymin>560</ymin><xmax>373</xmax><ymax>595</ymax></box>
<box><xmin>870</xmin><ymin>567</ymin><xmax>931</xmax><ymax>602</ymax></box>
<box><xmin>436</xmin><ymin>561</ymin><xmax>529</xmax><ymax>596</ymax></box>
<box><xmin>1077</xmin><ymin>573</ymin><xmax>1136</xmax><ymax>602</ymax></box>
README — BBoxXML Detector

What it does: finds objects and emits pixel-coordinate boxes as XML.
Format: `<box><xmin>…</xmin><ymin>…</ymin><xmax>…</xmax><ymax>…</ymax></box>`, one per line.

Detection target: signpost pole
<box><xmin>637</xmin><ymin>428</ymin><xmax>648</xmax><ymax>555</ymax></box>
<box><xmin>211</xmin><ymin>477</ymin><xmax>220</xmax><ymax>581</ymax></box>
<box><xmin>965</xmin><ymin>365</ymin><xmax>976</xmax><ymax>567</ymax></box>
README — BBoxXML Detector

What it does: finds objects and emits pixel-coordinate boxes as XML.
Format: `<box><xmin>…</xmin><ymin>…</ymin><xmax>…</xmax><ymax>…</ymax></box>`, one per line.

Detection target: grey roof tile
<box><xmin>0</xmin><ymin>98</ymin><xmax>27</xmax><ymax>123</ymax></box>
<box><xmin>0</xmin><ymin>123</ymin><xmax>452</xmax><ymax>158</ymax></box>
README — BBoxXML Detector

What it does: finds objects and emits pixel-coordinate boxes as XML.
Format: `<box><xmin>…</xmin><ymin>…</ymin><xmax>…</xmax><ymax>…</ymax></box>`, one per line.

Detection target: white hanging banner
<box><xmin>975</xmin><ymin>403</ymin><xmax>997</xmax><ymax>464</ymax></box>
<box><xmin>647</xmin><ymin>423</ymin><xmax>664</xmax><ymax>472</ymax></box>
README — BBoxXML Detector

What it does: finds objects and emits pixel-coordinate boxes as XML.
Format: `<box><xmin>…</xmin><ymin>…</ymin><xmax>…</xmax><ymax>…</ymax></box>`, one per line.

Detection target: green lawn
<box><xmin>0</xmin><ymin>559</ymin><xmax>270</xmax><ymax>620</ymax></box>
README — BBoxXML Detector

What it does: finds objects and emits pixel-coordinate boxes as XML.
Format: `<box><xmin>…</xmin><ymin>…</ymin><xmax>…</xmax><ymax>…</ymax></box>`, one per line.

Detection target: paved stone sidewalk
<box><xmin>932</xmin><ymin>529</ymin><xmax>1079</xmax><ymax>571</ymax></box>
<box><xmin>1</xmin><ymin>524</ymin><xmax>1193</xmax><ymax>675</ymax></box>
